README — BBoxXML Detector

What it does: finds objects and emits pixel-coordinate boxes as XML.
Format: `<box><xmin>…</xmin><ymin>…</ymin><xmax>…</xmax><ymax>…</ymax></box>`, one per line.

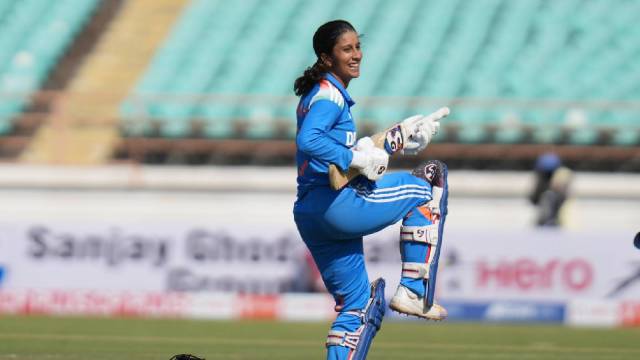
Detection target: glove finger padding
<box><xmin>402</xmin><ymin>108</ymin><xmax>448</xmax><ymax>155</ymax></box>
<box><xmin>399</xmin><ymin>114</ymin><xmax>425</xmax><ymax>139</ymax></box>
<box><xmin>402</xmin><ymin>138</ymin><xmax>422</xmax><ymax>156</ymax></box>
<box><xmin>402</xmin><ymin>128</ymin><xmax>432</xmax><ymax>155</ymax></box>
<box><xmin>355</xmin><ymin>136</ymin><xmax>375</xmax><ymax>150</ymax></box>
<box><xmin>424</xmin><ymin>107</ymin><xmax>450</xmax><ymax>123</ymax></box>
<box><xmin>427</xmin><ymin>120</ymin><xmax>441</xmax><ymax>136</ymax></box>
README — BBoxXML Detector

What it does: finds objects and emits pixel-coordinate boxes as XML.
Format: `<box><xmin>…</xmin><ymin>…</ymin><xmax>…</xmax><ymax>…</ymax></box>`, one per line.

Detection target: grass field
<box><xmin>1</xmin><ymin>316</ymin><xmax>639</xmax><ymax>359</ymax></box>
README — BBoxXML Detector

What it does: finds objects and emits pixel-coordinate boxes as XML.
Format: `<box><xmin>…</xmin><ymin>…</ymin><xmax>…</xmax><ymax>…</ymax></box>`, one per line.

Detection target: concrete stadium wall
<box><xmin>0</xmin><ymin>164</ymin><xmax>638</xmax><ymax>231</ymax></box>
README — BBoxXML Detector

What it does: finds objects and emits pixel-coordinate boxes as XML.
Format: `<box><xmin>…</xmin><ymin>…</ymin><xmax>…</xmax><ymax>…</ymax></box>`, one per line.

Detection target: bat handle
<box><xmin>328</xmin><ymin>164</ymin><xmax>360</xmax><ymax>190</ymax></box>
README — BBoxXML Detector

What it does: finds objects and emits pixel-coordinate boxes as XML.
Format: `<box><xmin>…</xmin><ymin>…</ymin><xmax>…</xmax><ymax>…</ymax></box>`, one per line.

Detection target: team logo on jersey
<box><xmin>346</xmin><ymin>131</ymin><xmax>356</xmax><ymax>146</ymax></box>
<box><xmin>384</xmin><ymin>125</ymin><xmax>404</xmax><ymax>154</ymax></box>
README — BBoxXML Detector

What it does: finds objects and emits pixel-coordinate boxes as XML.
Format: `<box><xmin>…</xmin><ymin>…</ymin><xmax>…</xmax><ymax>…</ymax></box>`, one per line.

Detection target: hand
<box><xmin>350</xmin><ymin>137</ymin><xmax>389</xmax><ymax>181</ymax></box>
<box><xmin>402</xmin><ymin>107</ymin><xmax>449</xmax><ymax>155</ymax></box>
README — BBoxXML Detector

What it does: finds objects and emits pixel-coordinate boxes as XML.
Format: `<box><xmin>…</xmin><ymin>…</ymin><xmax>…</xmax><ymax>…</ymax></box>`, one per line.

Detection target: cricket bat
<box><xmin>328</xmin><ymin>107</ymin><xmax>450</xmax><ymax>190</ymax></box>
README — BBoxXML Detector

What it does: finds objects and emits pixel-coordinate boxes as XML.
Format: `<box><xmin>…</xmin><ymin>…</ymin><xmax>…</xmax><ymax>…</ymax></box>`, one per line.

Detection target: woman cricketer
<box><xmin>293</xmin><ymin>20</ymin><xmax>450</xmax><ymax>360</ymax></box>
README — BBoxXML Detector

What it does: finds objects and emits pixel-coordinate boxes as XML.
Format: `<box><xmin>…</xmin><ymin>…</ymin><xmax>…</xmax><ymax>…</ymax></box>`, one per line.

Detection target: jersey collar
<box><xmin>325</xmin><ymin>73</ymin><xmax>355</xmax><ymax>107</ymax></box>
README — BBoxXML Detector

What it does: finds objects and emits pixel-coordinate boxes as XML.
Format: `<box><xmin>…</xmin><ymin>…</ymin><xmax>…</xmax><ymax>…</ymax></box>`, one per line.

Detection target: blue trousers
<box><xmin>294</xmin><ymin>173</ymin><xmax>434</xmax><ymax>359</ymax></box>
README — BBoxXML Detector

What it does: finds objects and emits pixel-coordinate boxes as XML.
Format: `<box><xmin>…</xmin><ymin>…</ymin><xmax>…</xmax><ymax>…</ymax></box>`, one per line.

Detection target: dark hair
<box><xmin>293</xmin><ymin>20</ymin><xmax>357</xmax><ymax>96</ymax></box>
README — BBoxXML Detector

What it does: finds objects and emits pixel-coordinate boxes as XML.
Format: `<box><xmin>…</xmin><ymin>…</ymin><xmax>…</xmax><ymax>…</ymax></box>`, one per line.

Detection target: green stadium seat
<box><xmin>202</xmin><ymin>118</ymin><xmax>235</xmax><ymax>139</ymax></box>
<box><xmin>0</xmin><ymin>0</ymin><xmax>99</xmax><ymax>134</ymax></box>
<box><xmin>528</xmin><ymin>110</ymin><xmax>568</xmax><ymax>144</ymax></box>
<box><xmin>491</xmin><ymin>109</ymin><xmax>526</xmax><ymax>144</ymax></box>
<box><xmin>162</xmin><ymin>118</ymin><xmax>191</xmax><ymax>138</ymax></box>
<box><xmin>121</xmin><ymin>0</ymin><xmax>640</xmax><ymax>145</ymax></box>
<box><xmin>608</xmin><ymin>113</ymin><xmax>639</xmax><ymax>146</ymax></box>
<box><xmin>569</xmin><ymin>128</ymin><xmax>599</xmax><ymax>145</ymax></box>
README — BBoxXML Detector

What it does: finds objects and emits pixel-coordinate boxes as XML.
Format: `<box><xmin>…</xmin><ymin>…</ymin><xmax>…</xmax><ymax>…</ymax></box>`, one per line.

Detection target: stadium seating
<box><xmin>20</xmin><ymin>0</ymin><xmax>189</xmax><ymax>165</ymax></box>
<box><xmin>0</xmin><ymin>0</ymin><xmax>99</xmax><ymax>134</ymax></box>
<box><xmin>122</xmin><ymin>0</ymin><xmax>640</xmax><ymax>145</ymax></box>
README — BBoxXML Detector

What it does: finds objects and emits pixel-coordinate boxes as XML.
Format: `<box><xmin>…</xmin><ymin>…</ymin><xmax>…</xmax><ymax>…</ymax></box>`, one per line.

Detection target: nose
<box><xmin>353</xmin><ymin>48</ymin><xmax>362</xmax><ymax>61</ymax></box>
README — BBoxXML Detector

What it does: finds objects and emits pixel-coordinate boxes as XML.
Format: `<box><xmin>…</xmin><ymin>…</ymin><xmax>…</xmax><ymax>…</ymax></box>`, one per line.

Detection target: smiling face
<box><xmin>321</xmin><ymin>31</ymin><xmax>362</xmax><ymax>88</ymax></box>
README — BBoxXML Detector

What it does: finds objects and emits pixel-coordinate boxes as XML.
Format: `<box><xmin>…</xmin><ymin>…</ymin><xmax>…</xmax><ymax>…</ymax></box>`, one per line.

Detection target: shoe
<box><xmin>388</xmin><ymin>285</ymin><xmax>447</xmax><ymax>321</ymax></box>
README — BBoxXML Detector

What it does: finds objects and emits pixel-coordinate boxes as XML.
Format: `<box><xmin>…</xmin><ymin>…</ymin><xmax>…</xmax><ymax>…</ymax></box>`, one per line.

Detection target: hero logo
<box><xmin>476</xmin><ymin>258</ymin><xmax>593</xmax><ymax>291</ymax></box>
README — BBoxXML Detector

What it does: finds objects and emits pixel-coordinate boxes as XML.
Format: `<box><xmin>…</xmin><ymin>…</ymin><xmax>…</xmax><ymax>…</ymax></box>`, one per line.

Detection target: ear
<box><xmin>320</xmin><ymin>53</ymin><xmax>332</xmax><ymax>68</ymax></box>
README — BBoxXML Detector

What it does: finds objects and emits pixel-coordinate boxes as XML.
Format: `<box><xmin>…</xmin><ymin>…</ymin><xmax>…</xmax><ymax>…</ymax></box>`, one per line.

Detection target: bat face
<box><xmin>383</xmin><ymin>125</ymin><xmax>404</xmax><ymax>154</ymax></box>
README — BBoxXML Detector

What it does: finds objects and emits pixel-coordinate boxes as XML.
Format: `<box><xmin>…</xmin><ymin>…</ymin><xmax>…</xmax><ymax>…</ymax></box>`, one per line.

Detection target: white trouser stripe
<box><xmin>370</xmin><ymin>184</ymin><xmax>429</xmax><ymax>193</ymax></box>
<box><xmin>356</xmin><ymin>188</ymin><xmax>430</xmax><ymax>199</ymax></box>
<box><xmin>358</xmin><ymin>194</ymin><xmax>430</xmax><ymax>203</ymax></box>
<box><xmin>353</xmin><ymin>183</ymin><xmax>431</xmax><ymax>203</ymax></box>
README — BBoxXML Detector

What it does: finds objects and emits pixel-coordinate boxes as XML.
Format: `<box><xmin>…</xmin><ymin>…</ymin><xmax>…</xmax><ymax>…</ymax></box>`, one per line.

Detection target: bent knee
<box><xmin>411</xmin><ymin>160</ymin><xmax>447</xmax><ymax>187</ymax></box>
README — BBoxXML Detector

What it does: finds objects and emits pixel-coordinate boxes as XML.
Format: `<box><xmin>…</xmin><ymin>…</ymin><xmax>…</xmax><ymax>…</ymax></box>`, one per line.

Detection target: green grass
<box><xmin>0</xmin><ymin>316</ymin><xmax>639</xmax><ymax>359</ymax></box>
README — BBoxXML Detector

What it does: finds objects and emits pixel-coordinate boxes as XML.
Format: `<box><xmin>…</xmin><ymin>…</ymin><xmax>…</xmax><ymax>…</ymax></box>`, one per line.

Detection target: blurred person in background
<box><xmin>530</xmin><ymin>153</ymin><xmax>573</xmax><ymax>227</ymax></box>
<box><xmin>292</xmin><ymin>20</ymin><xmax>449</xmax><ymax>360</ymax></box>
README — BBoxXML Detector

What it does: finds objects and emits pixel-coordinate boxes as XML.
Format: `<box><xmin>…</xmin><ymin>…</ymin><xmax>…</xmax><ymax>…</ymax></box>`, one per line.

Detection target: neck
<box><xmin>329</xmin><ymin>72</ymin><xmax>349</xmax><ymax>88</ymax></box>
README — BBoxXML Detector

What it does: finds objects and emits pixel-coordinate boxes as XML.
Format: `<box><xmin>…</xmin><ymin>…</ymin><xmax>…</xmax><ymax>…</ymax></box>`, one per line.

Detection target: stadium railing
<box><xmin>1</xmin><ymin>89</ymin><xmax>639</xmax><ymax>172</ymax></box>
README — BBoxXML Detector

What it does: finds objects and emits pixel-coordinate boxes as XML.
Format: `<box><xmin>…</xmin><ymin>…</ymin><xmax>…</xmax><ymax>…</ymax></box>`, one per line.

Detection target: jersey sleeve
<box><xmin>309</xmin><ymin>82</ymin><xmax>345</xmax><ymax>109</ymax></box>
<box><xmin>296</xmin><ymin>99</ymin><xmax>353</xmax><ymax>172</ymax></box>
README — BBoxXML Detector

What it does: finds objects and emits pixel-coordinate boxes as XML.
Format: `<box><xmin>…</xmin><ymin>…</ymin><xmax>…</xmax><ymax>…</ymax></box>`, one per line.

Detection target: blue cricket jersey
<box><xmin>295</xmin><ymin>73</ymin><xmax>357</xmax><ymax>196</ymax></box>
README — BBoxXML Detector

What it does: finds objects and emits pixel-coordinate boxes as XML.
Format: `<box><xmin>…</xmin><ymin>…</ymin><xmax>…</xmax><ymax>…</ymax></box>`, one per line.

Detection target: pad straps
<box><xmin>326</xmin><ymin>329</ymin><xmax>361</xmax><ymax>350</ymax></box>
<box><xmin>401</xmin><ymin>262</ymin><xmax>430</xmax><ymax>279</ymax></box>
<box><xmin>325</xmin><ymin>278</ymin><xmax>386</xmax><ymax>360</ymax></box>
<box><xmin>400</xmin><ymin>224</ymin><xmax>439</xmax><ymax>244</ymax></box>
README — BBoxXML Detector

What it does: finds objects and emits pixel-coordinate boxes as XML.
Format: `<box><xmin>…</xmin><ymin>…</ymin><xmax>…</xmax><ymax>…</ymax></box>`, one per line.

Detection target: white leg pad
<box><xmin>400</xmin><ymin>224</ymin><xmax>439</xmax><ymax>244</ymax></box>
<box><xmin>401</xmin><ymin>262</ymin><xmax>430</xmax><ymax>279</ymax></box>
<box><xmin>326</xmin><ymin>329</ymin><xmax>360</xmax><ymax>350</ymax></box>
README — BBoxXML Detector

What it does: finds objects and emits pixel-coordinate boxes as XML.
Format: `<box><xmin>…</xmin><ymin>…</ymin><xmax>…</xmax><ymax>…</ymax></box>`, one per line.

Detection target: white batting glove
<box><xmin>402</xmin><ymin>107</ymin><xmax>449</xmax><ymax>155</ymax></box>
<box><xmin>350</xmin><ymin>137</ymin><xmax>389</xmax><ymax>181</ymax></box>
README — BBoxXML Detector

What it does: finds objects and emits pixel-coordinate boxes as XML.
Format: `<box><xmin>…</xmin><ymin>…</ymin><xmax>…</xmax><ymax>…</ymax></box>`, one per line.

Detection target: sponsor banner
<box><xmin>374</xmin><ymin>226</ymin><xmax>637</xmax><ymax>303</ymax></box>
<box><xmin>0</xmin><ymin>289</ymin><xmax>335</xmax><ymax>321</ymax></box>
<box><xmin>0</xmin><ymin>289</ymin><xmax>565</xmax><ymax>323</ymax></box>
<box><xmin>0</xmin><ymin>223</ymin><xmax>309</xmax><ymax>294</ymax></box>
<box><xmin>280</xmin><ymin>293</ymin><xmax>336</xmax><ymax>321</ymax></box>
<box><xmin>1</xmin><ymin>288</ymin><xmax>637</xmax><ymax>326</ymax></box>
<box><xmin>429</xmin><ymin>229</ymin><xmax>640</xmax><ymax>302</ymax></box>
<box><xmin>0</xmin><ymin>221</ymin><xmax>638</xmax><ymax>303</ymax></box>
<box><xmin>620</xmin><ymin>301</ymin><xmax>640</xmax><ymax>326</ymax></box>
<box><xmin>439</xmin><ymin>300</ymin><xmax>565</xmax><ymax>323</ymax></box>
<box><xmin>0</xmin><ymin>289</ymin><xmax>335</xmax><ymax>320</ymax></box>
<box><xmin>565</xmin><ymin>299</ymin><xmax>620</xmax><ymax>327</ymax></box>
<box><xmin>0</xmin><ymin>289</ymin><xmax>198</xmax><ymax>318</ymax></box>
